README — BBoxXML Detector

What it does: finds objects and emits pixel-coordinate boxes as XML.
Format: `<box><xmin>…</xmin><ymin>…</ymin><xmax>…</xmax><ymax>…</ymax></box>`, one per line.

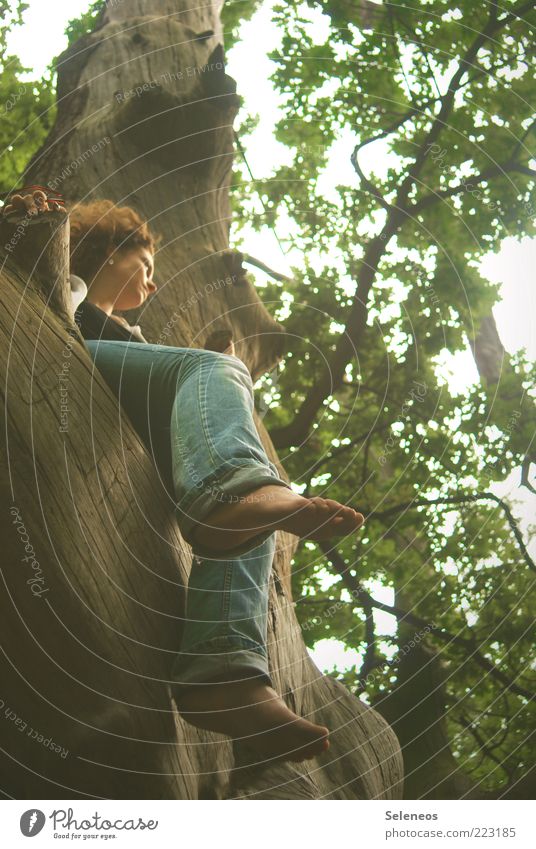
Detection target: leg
<box><xmin>83</xmin><ymin>340</ymin><xmax>344</xmax><ymax>760</ymax></box>
<box><xmin>172</xmin><ymin>534</ymin><xmax>330</xmax><ymax>762</ymax></box>
<box><xmin>84</xmin><ymin>340</ymin><xmax>363</xmax><ymax>559</ymax></box>
<box><xmin>83</xmin><ymin>338</ymin><xmax>182</xmax><ymax>499</ymax></box>
<box><xmin>169</xmin><ymin>348</ymin><xmax>295</xmax><ymax>558</ymax></box>
<box><xmin>172</xmin><ymin>535</ymin><xmax>276</xmax><ymax>695</ymax></box>
<box><xmin>84</xmin><ymin>340</ymin><xmax>295</xmax><ymax>559</ymax></box>
<box><xmin>169</xmin><ymin>348</ymin><xmax>364</xmax><ymax>558</ymax></box>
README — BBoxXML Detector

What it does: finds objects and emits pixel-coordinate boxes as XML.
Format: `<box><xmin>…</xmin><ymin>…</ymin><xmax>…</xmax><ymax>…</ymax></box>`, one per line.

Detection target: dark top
<box><xmin>74</xmin><ymin>299</ymin><xmax>145</xmax><ymax>343</ymax></box>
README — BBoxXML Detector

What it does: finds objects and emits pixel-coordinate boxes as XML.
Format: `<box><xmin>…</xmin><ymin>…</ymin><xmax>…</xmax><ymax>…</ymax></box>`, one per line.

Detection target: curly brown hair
<box><xmin>69</xmin><ymin>200</ymin><xmax>160</xmax><ymax>283</ymax></box>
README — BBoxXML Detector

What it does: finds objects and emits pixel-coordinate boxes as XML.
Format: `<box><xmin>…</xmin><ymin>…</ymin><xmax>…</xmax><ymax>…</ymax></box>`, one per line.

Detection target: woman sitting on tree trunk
<box><xmin>7</xmin><ymin>190</ymin><xmax>365</xmax><ymax>764</ymax></box>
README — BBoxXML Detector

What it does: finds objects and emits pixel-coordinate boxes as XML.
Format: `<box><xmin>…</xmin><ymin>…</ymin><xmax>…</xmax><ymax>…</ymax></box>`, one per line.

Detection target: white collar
<box><xmin>70</xmin><ymin>274</ymin><xmax>88</xmax><ymax>311</ymax></box>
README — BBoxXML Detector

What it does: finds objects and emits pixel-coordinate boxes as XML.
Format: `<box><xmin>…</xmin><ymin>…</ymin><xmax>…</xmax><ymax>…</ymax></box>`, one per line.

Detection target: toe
<box><xmin>323</xmin><ymin>498</ymin><xmax>344</xmax><ymax>512</ymax></box>
<box><xmin>324</xmin><ymin>501</ymin><xmax>358</xmax><ymax>530</ymax></box>
<box><xmin>310</xmin><ymin>497</ymin><xmax>332</xmax><ymax>517</ymax></box>
<box><xmin>323</xmin><ymin>500</ymin><xmax>356</xmax><ymax>522</ymax></box>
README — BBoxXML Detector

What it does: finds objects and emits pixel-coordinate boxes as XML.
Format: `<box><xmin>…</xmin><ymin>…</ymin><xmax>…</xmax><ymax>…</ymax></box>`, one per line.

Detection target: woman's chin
<box><xmin>115</xmin><ymin>296</ymin><xmax>146</xmax><ymax>311</ymax></box>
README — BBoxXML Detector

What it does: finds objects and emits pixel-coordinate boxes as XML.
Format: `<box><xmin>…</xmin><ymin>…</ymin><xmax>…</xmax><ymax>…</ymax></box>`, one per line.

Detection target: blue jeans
<box><xmin>84</xmin><ymin>340</ymin><xmax>291</xmax><ymax>694</ymax></box>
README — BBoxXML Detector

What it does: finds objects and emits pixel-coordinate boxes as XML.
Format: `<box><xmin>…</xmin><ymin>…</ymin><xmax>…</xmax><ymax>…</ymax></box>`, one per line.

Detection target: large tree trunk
<box><xmin>0</xmin><ymin>0</ymin><xmax>402</xmax><ymax>799</ymax></box>
<box><xmin>374</xmin><ymin>582</ymin><xmax>478</xmax><ymax>802</ymax></box>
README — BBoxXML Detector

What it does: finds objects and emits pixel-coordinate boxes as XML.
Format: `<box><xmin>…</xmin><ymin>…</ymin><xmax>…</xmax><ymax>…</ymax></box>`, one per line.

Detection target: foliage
<box><xmin>64</xmin><ymin>0</ymin><xmax>104</xmax><ymax>47</ymax></box>
<box><xmin>0</xmin><ymin>1</ymin><xmax>55</xmax><ymax>196</ymax></box>
<box><xmin>0</xmin><ymin>0</ymin><xmax>110</xmax><ymax>196</ymax></box>
<box><xmin>221</xmin><ymin>0</ymin><xmax>264</xmax><ymax>51</ymax></box>
<box><xmin>0</xmin><ymin>0</ymin><xmax>27</xmax><ymax>51</ymax></box>
<box><xmin>230</xmin><ymin>0</ymin><xmax>536</xmax><ymax>794</ymax></box>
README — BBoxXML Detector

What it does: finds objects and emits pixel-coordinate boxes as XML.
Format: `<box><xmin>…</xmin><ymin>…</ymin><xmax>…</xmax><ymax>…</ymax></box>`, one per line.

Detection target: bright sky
<box><xmin>6</xmin><ymin>1</ymin><xmax>535</xmax><ymax>680</ymax></box>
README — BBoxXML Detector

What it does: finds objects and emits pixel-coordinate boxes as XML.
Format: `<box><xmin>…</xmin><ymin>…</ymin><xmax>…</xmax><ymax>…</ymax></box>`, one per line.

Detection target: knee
<box><xmin>194</xmin><ymin>348</ymin><xmax>252</xmax><ymax>383</ymax></box>
<box><xmin>222</xmin><ymin>354</ymin><xmax>254</xmax><ymax>390</ymax></box>
<box><xmin>221</xmin><ymin>352</ymin><xmax>252</xmax><ymax>380</ymax></box>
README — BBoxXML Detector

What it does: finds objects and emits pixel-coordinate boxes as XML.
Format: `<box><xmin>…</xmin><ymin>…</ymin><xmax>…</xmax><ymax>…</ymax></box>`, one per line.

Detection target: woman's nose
<box><xmin>147</xmin><ymin>280</ymin><xmax>157</xmax><ymax>294</ymax></box>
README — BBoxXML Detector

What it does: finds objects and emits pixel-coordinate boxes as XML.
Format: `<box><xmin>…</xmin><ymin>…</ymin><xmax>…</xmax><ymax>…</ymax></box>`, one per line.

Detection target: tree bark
<box><xmin>0</xmin><ymin>0</ymin><xmax>403</xmax><ymax>799</ymax></box>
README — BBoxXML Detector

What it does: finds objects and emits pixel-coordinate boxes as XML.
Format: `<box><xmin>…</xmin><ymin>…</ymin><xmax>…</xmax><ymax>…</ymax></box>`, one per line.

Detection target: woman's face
<box><xmin>108</xmin><ymin>244</ymin><xmax>157</xmax><ymax>311</ymax></box>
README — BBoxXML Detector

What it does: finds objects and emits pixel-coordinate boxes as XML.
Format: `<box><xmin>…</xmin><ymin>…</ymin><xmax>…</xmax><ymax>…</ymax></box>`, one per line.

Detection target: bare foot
<box><xmin>191</xmin><ymin>484</ymin><xmax>364</xmax><ymax>552</ymax></box>
<box><xmin>175</xmin><ymin>680</ymin><xmax>330</xmax><ymax>763</ymax></box>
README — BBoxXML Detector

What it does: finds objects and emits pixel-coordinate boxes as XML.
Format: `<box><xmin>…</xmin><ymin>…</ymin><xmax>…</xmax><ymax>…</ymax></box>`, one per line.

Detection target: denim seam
<box><xmin>173</xmin><ymin>404</ymin><xmax>195</xmax><ymax>492</ymax></box>
<box><xmin>171</xmin><ymin>649</ymin><xmax>272</xmax><ymax>694</ymax></box>
<box><xmin>197</xmin><ymin>359</ymin><xmax>221</xmax><ymax>468</ymax></box>
<box><xmin>221</xmin><ymin>562</ymin><xmax>233</xmax><ymax>622</ymax></box>
<box><xmin>198</xmin><ymin>358</ymin><xmax>254</xmax><ymax>470</ymax></box>
<box><xmin>190</xmin><ymin>529</ymin><xmax>276</xmax><ymax>561</ymax></box>
<box><xmin>178</xmin><ymin>459</ymin><xmax>290</xmax><ymax>511</ymax></box>
<box><xmin>176</xmin><ymin>635</ymin><xmax>268</xmax><ymax>658</ymax></box>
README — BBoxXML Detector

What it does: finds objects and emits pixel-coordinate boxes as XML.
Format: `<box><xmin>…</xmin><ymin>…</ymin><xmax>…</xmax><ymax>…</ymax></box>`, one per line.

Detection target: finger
<box><xmin>9</xmin><ymin>194</ymin><xmax>25</xmax><ymax>210</ymax></box>
<box><xmin>22</xmin><ymin>194</ymin><xmax>38</xmax><ymax>215</ymax></box>
<box><xmin>33</xmin><ymin>190</ymin><xmax>49</xmax><ymax>213</ymax></box>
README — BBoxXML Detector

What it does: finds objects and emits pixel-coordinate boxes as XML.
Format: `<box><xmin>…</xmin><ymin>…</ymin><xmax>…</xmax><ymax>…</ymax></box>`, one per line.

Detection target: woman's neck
<box><xmin>86</xmin><ymin>295</ymin><xmax>115</xmax><ymax>316</ymax></box>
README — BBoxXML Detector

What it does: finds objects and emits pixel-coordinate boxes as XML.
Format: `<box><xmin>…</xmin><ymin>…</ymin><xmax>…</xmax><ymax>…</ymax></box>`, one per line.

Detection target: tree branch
<box><xmin>511</xmin><ymin>163</ymin><xmax>536</xmax><ymax>178</ymax></box>
<box><xmin>270</xmin><ymin>0</ymin><xmax>536</xmax><ymax>449</ymax></box>
<box><xmin>351</xmin><ymin>145</ymin><xmax>394</xmax><ymax>213</ymax></box>
<box><xmin>242</xmin><ymin>253</ymin><xmax>293</xmax><ymax>283</ymax></box>
<box><xmin>393</xmin><ymin>12</ymin><xmax>443</xmax><ymax>100</ymax></box>
<box><xmin>458</xmin><ymin>713</ymin><xmax>511</xmax><ymax>775</ymax></box>
<box><xmin>510</xmin><ymin>116</ymin><xmax>536</xmax><ymax>161</ymax></box>
<box><xmin>268</xmin><ymin>220</ymin><xmax>404</xmax><ymax>447</ymax></box>
<box><xmin>302</xmin><ymin>422</ymin><xmax>391</xmax><ymax>485</ymax></box>
<box><xmin>414</xmin><ymin>160</ymin><xmax>535</xmax><ymax>212</ymax></box>
<box><xmin>367</xmin><ymin>493</ymin><xmax>536</xmax><ymax>574</ymax></box>
<box><xmin>396</xmin><ymin>0</ymin><xmax>536</xmax><ymax>210</ymax></box>
<box><xmin>360</xmin><ymin>595</ymin><xmax>378</xmax><ymax>687</ymax></box>
<box><xmin>314</xmin><ymin>540</ymin><xmax>534</xmax><ymax>700</ymax></box>
<box><xmin>352</xmin><ymin>100</ymin><xmax>436</xmax><ymax>155</ymax></box>
<box><xmin>269</xmin><ymin>1</ymin><xmax>536</xmax><ymax>449</ymax></box>
<box><xmin>521</xmin><ymin>456</ymin><xmax>536</xmax><ymax>495</ymax></box>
